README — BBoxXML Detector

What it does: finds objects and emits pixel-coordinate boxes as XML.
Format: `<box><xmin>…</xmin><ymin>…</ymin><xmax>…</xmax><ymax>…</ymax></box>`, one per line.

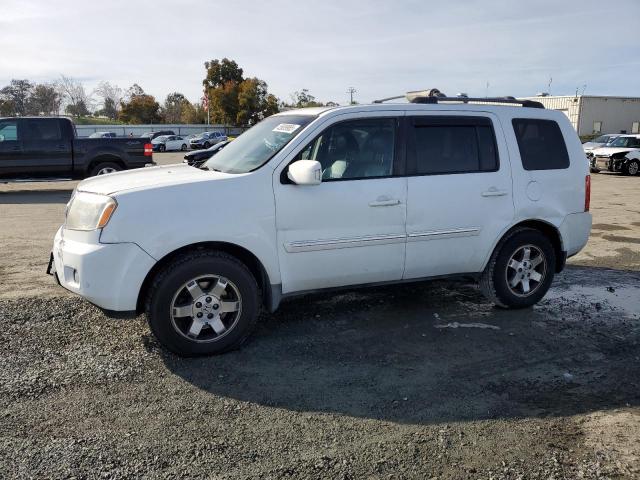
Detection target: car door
<box><xmin>20</xmin><ymin>118</ymin><xmax>72</xmax><ymax>177</ymax></box>
<box><xmin>0</xmin><ymin>118</ymin><xmax>23</xmax><ymax>177</ymax></box>
<box><xmin>404</xmin><ymin>113</ymin><xmax>514</xmax><ymax>279</ymax></box>
<box><xmin>165</xmin><ymin>135</ymin><xmax>177</xmax><ymax>150</ymax></box>
<box><xmin>273</xmin><ymin>113</ymin><xmax>407</xmax><ymax>293</ymax></box>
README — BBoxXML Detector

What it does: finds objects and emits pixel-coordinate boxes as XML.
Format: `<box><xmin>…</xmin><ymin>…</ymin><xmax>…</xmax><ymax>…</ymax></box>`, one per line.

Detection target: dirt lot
<box><xmin>1</xmin><ymin>159</ymin><xmax>639</xmax><ymax>479</ymax></box>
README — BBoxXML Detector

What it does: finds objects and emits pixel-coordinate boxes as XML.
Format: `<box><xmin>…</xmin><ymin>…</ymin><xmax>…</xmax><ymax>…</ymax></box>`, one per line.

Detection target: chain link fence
<box><xmin>75</xmin><ymin>124</ymin><xmax>248</xmax><ymax>138</ymax></box>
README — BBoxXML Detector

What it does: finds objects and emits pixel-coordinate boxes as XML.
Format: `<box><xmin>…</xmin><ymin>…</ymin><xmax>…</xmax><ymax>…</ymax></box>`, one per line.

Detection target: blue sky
<box><xmin>1</xmin><ymin>0</ymin><xmax>639</xmax><ymax>105</ymax></box>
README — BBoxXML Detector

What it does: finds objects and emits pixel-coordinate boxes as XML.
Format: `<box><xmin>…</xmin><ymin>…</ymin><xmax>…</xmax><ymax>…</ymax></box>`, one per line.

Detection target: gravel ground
<box><xmin>1</xmin><ymin>163</ymin><xmax>640</xmax><ymax>479</ymax></box>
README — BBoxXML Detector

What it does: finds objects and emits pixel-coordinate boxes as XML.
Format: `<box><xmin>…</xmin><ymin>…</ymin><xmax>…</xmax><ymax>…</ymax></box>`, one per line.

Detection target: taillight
<box><xmin>585</xmin><ymin>175</ymin><xmax>591</xmax><ymax>212</ymax></box>
<box><xmin>144</xmin><ymin>143</ymin><xmax>153</xmax><ymax>156</ymax></box>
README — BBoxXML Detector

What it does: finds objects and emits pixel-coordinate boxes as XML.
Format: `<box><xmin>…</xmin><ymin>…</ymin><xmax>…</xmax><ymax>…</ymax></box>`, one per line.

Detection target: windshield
<box><xmin>609</xmin><ymin>137</ymin><xmax>634</xmax><ymax>147</ymax></box>
<box><xmin>203</xmin><ymin>114</ymin><xmax>316</xmax><ymax>173</ymax></box>
<box><xmin>592</xmin><ymin>135</ymin><xmax>612</xmax><ymax>143</ymax></box>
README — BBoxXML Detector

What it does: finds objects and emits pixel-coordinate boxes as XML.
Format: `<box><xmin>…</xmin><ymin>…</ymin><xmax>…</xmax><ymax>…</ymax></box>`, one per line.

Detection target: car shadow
<box><xmin>159</xmin><ymin>265</ymin><xmax>640</xmax><ymax>425</ymax></box>
<box><xmin>0</xmin><ymin>189</ymin><xmax>73</xmax><ymax>204</ymax></box>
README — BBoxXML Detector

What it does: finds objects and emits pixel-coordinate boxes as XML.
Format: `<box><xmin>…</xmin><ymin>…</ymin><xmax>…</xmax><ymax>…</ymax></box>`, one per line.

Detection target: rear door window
<box><xmin>408</xmin><ymin>116</ymin><xmax>499</xmax><ymax>175</ymax></box>
<box><xmin>0</xmin><ymin>120</ymin><xmax>18</xmax><ymax>142</ymax></box>
<box><xmin>22</xmin><ymin>119</ymin><xmax>62</xmax><ymax>141</ymax></box>
<box><xmin>512</xmin><ymin>119</ymin><xmax>570</xmax><ymax>170</ymax></box>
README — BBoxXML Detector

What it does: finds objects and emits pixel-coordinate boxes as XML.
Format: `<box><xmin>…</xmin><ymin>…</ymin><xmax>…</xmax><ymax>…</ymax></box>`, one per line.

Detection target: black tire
<box><xmin>89</xmin><ymin>161</ymin><xmax>122</xmax><ymax>177</ymax></box>
<box><xmin>480</xmin><ymin>228</ymin><xmax>556</xmax><ymax>309</ymax></box>
<box><xmin>145</xmin><ymin>250</ymin><xmax>260</xmax><ymax>356</ymax></box>
<box><xmin>626</xmin><ymin>159</ymin><xmax>640</xmax><ymax>176</ymax></box>
<box><xmin>181</xmin><ymin>144</ymin><xmax>187</xmax><ymax>151</ymax></box>
<box><xmin>203</xmin><ymin>142</ymin><xmax>210</xmax><ymax>148</ymax></box>
<box><xmin>590</xmin><ymin>167</ymin><xmax>600</xmax><ymax>174</ymax></box>
<box><xmin>159</xmin><ymin>144</ymin><xmax>166</xmax><ymax>152</ymax></box>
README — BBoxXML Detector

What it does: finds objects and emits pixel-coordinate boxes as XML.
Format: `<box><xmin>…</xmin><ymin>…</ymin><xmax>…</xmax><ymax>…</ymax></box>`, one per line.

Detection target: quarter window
<box><xmin>409</xmin><ymin>117</ymin><xmax>499</xmax><ymax>175</ymax></box>
<box><xmin>293</xmin><ymin>118</ymin><xmax>396</xmax><ymax>180</ymax></box>
<box><xmin>512</xmin><ymin>119</ymin><xmax>570</xmax><ymax>171</ymax></box>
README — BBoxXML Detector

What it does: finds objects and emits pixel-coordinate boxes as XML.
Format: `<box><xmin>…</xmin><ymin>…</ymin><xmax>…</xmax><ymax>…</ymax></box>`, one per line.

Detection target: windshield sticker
<box><xmin>272</xmin><ymin>123</ymin><xmax>301</xmax><ymax>134</ymax></box>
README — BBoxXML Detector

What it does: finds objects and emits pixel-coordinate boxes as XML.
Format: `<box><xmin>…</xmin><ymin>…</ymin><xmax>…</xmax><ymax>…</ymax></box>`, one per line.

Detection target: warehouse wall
<box><xmin>520</xmin><ymin>96</ymin><xmax>640</xmax><ymax>136</ymax></box>
<box><xmin>578</xmin><ymin>97</ymin><xmax>640</xmax><ymax>136</ymax></box>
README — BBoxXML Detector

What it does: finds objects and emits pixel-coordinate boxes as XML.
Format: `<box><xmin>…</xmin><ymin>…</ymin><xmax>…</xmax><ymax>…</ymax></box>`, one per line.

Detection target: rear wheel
<box><xmin>89</xmin><ymin>161</ymin><xmax>122</xmax><ymax>177</ymax></box>
<box><xmin>145</xmin><ymin>250</ymin><xmax>260</xmax><ymax>356</ymax></box>
<box><xmin>480</xmin><ymin>228</ymin><xmax>555</xmax><ymax>309</ymax></box>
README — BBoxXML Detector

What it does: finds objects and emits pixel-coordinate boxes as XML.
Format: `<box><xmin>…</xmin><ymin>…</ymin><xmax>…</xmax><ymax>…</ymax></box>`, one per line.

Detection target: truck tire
<box><xmin>480</xmin><ymin>228</ymin><xmax>555</xmax><ymax>309</ymax></box>
<box><xmin>89</xmin><ymin>162</ymin><xmax>122</xmax><ymax>177</ymax></box>
<box><xmin>145</xmin><ymin>250</ymin><xmax>260</xmax><ymax>356</ymax></box>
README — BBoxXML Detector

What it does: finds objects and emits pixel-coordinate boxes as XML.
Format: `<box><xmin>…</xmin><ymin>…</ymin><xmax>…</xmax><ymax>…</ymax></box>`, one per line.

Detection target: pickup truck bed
<box><xmin>0</xmin><ymin>117</ymin><xmax>154</xmax><ymax>179</ymax></box>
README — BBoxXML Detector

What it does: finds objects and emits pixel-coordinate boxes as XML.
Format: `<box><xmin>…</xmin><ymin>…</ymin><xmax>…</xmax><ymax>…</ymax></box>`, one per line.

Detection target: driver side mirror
<box><xmin>287</xmin><ymin>160</ymin><xmax>322</xmax><ymax>185</ymax></box>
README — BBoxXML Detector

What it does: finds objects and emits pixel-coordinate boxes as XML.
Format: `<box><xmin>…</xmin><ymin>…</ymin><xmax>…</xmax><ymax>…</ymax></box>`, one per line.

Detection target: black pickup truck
<box><xmin>0</xmin><ymin>117</ymin><xmax>154</xmax><ymax>179</ymax></box>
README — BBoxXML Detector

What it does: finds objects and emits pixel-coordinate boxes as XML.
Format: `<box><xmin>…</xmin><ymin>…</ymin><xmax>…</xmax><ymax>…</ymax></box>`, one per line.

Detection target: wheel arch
<box><xmin>136</xmin><ymin>241</ymin><xmax>274</xmax><ymax>314</ymax></box>
<box><xmin>483</xmin><ymin>219</ymin><xmax>565</xmax><ymax>274</ymax></box>
<box><xmin>86</xmin><ymin>154</ymin><xmax>125</xmax><ymax>175</ymax></box>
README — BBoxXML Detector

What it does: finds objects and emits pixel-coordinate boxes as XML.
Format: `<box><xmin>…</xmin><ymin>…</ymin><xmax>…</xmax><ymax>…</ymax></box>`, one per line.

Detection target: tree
<box><xmin>0</xmin><ymin>79</ymin><xmax>33</xmax><ymax>115</ymax></box>
<box><xmin>0</xmin><ymin>98</ymin><xmax>15</xmax><ymax>116</ymax></box>
<box><xmin>180</xmin><ymin>102</ymin><xmax>207</xmax><ymax>124</ymax></box>
<box><xmin>94</xmin><ymin>81</ymin><xmax>122</xmax><ymax>119</ymax></box>
<box><xmin>203</xmin><ymin>58</ymin><xmax>244</xmax><ymax>90</ymax></box>
<box><xmin>119</xmin><ymin>85</ymin><xmax>161</xmax><ymax>124</ymax></box>
<box><xmin>57</xmin><ymin>75</ymin><xmax>93</xmax><ymax>116</ymax></box>
<box><xmin>65</xmin><ymin>100</ymin><xmax>90</xmax><ymax>117</ymax></box>
<box><xmin>209</xmin><ymin>81</ymin><xmax>239</xmax><ymax>125</ymax></box>
<box><xmin>236</xmin><ymin>78</ymin><xmax>280</xmax><ymax>126</ymax></box>
<box><xmin>26</xmin><ymin>83</ymin><xmax>60</xmax><ymax>115</ymax></box>
<box><xmin>162</xmin><ymin>92</ymin><xmax>191</xmax><ymax>124</ymax></box>
<box><xmin>289</xmin><ymin>89</ymin><xmax>324</xmax><ymax>108</ymax></box>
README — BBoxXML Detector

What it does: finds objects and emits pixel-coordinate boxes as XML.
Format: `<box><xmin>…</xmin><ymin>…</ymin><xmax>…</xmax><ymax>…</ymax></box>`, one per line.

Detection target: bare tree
<box><xmin>94</xmin><ymin>81</ymin><xmax>122</xmax><ymax>119</ymax></box>
<box><xmin>56</xmin><ymin>75</ymin><xmax>94</xmax><ymax>116</ymax></box>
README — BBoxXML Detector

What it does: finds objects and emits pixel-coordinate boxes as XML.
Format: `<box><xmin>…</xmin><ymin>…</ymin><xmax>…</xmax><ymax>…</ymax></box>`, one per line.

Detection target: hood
<box><xmin>77</xmin><ymin>164</ymin><xmax>238</xmax><ymax>195</ymax></box>
<box><xmin>593</xmin><ymin>147</ymin><xmax>636</xmax><ymax>156</ymax></box>
<box><xmin>582</xmin><ymin>142</ymin><xmax>603</xmax><ymax>150</ymax></box>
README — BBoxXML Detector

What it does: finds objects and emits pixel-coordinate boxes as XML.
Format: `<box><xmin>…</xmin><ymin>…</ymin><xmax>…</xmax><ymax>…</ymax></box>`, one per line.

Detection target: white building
<box><xmin>518</xmin><ymin>95</ymin><xmax>640</xmax><ymax>137</ymax></box>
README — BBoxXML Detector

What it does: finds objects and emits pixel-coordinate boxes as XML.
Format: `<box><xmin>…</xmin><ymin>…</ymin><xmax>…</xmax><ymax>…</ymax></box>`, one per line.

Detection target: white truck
<box><xmin>49</xmin><ymin>90</ymin><xmax>592</xmax><ymax>356</ymax></box>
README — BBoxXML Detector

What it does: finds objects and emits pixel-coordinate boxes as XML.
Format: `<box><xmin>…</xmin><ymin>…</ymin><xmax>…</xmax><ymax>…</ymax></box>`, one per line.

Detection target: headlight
<box><xmin>65</xmin><ymin>191</ymin><xmax>117</xmax><ymax>231</ymax></box>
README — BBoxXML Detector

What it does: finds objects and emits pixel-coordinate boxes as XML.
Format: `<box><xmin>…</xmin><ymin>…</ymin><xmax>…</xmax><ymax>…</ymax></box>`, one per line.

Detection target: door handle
<box><xmin>369</xmin><ymin>197</ymin><xmax>401</xmax><ymax>207</ymax></box>
<box><xmin>10</xmin><ymin>145</ymin><xmax>20</xmax><ymax>151</ymax></box>
<box><xmin>481</xmin><ymin>188</ymin><xmax>508</xmax><ymax>197</ymax></box>
<box><xmin>57</xmin><ymin>144</ymin><xmax>67</xmax><ymax>150</ymax></box>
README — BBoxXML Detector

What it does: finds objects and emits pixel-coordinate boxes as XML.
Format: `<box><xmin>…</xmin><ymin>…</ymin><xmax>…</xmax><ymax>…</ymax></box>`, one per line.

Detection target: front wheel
<box><xmin>159</xmin><ymin>144</ymin><xmax>166</xmax><ymax>152</ymax></box>
<box><xmin>181</xmin><ymin>144</ymin><xmax>187</xmax><ymax>151</ymax></box>
<box><xmin>480</xmin><ymin>228</ymin><xmax>555</xmax><ymax>309</ymax></box>
<box><xmin>203</xmin><ymin>142</ymin><xmax>210</xmax><ymax>148</ymax></box>
<box><xmin>626</xmin><ymin>159</ymin><xmax>640</xmax><ymax>176</ymax></box>
<box><xmin>145</xmin><ymin>251</ymin><xmax>260</xmax><ymax>356</ymax></box>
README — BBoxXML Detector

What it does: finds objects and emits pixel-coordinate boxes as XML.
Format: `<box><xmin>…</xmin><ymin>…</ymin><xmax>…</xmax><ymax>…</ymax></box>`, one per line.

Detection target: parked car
<box><xmin>183</xmin><ymin>140</ymin><xmax>229</xmax><ymax>166</ymax></box>
<box><xmin>189</xmin><ymin>131</ymin><xmax>227</xmax><ymax>149</ymax></box>
<box><xmin>48</xmin><ymin>92</ymin><xmax>591</xmax><ymax>356</ymax></box>
<box><xmin>88</xmin><ymin>131</ymin><xmax>117</xmax><ymax>138</ymax></box>
<box><xmin>590</xmin><ymin>134</ymin><xmax>640</xmax><ymax>174</ymax></box>
<box><xmin>140</xmin><ymin>130</ymin><xmax>175</xmax><ymax>141</ymax></box>
<box><xmin>582</xmin><ymin>134</ymin><xmax>618</xmax><ymax>153</ymax></box>
<box><xmin>622</xmin><ymin>150</ymin><xmax>640</xmax><ymax>176</ymax></box>
<box><xmin>0</xmin><ymin>117</ymin><xmax>154</xmax><ymax>179</ymax></box>
<box><xmin>152</xmin><ymin>135</ymin><xmax>189</xmax><ymax>152</ymax></box>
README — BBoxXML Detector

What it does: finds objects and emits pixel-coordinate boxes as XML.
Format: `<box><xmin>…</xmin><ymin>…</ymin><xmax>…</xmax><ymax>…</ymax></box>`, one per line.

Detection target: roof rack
<box><xmin>373</xmin><ymin>89</ymin><xmax>545</xmax><ymax>109</ymax></box>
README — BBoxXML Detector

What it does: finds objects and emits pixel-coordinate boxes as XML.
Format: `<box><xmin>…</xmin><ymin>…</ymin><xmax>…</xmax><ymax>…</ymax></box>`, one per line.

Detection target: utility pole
<box><xmin>347</xmin><ymin>87</ymin><xmax>357</xmax><ymax>105</ymax></box>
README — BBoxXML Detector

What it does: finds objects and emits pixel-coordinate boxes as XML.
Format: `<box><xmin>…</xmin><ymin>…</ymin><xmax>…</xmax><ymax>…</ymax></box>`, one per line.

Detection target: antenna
<box><xmin>346</xmin><ymin>87</ymin><xmax>357</xmax><ymax>105</ymax></box>
<box><xmin>548</xmin><ymin>77</ymin><xmax>553</xmax><ymax>94</ymax></box>
<box><xmin>485</xmin><ymin>81</ymin><xmax>490</xmax><ymax>98</ymax></box>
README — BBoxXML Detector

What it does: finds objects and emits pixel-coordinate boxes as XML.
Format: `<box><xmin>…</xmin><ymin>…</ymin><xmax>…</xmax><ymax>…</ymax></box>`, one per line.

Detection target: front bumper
<box><xmin>50</xmin><ymin>227</ymin><xmax>156</xmax><ymax>312</ymax></box>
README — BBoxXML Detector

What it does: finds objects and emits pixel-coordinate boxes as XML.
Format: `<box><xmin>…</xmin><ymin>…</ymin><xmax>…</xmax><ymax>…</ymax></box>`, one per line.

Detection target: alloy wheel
<box><xmin>170</xmin><ymin>275</ymin><xmax>242</xmax><ymax>343</ymax></box>
<box><xmin>505</xmin><ymin>245</ymin><xmax>547</xmax><ymax>297</ymax></box>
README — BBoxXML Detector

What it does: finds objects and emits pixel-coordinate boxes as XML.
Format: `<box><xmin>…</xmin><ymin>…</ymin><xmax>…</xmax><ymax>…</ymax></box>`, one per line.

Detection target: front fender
<box><xmin>99</xmin><ymin>172</ymin><xmax>281</xmax><ymax>284</ymax></box>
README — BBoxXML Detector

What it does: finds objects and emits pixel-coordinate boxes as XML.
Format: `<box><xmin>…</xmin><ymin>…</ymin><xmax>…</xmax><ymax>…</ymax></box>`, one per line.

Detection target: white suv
<box><xmin>49</xmin><ymin>92</ymin><xmax>592</xmax><ymax>356</ymax></box>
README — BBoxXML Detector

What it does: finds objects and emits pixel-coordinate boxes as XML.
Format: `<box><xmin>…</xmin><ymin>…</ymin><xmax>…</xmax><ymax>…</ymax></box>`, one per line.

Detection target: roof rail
<box><xmin>373</xmin><ymin>89</ymin><xmax>545</xmax><ymax>109</ymax></box>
